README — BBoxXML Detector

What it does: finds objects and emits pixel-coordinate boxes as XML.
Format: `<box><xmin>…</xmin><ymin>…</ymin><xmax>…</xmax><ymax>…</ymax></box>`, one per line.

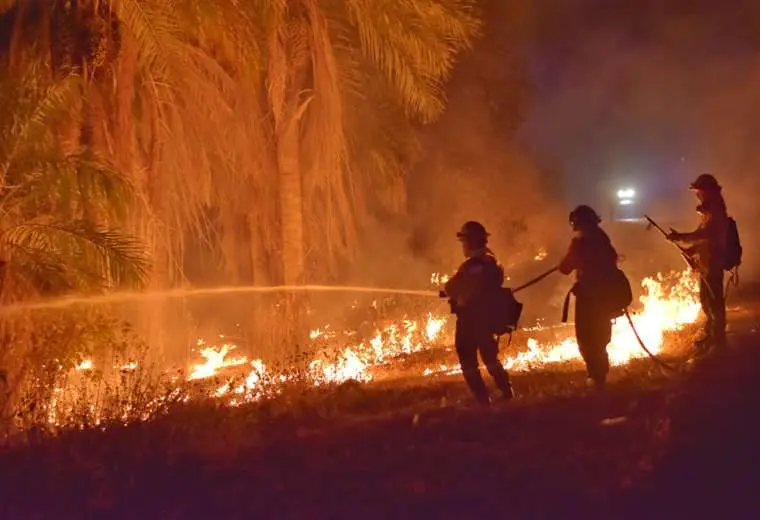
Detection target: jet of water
<box><xmin>0</xmin><ymin>285</ymin><xmax>441</xmax><ymax>315</ymax></box>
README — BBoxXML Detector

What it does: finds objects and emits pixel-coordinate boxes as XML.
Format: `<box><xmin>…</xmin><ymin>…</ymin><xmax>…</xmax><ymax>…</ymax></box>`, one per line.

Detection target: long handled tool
<box><xmin>644</xmin><ymin>214</ymin><xmax>715</xmax><ymax>301</ymax></box>
<box><xmin>644</xmin><ymin>215</ymin><xmax>700</xmax><ymax>272</ymax></box>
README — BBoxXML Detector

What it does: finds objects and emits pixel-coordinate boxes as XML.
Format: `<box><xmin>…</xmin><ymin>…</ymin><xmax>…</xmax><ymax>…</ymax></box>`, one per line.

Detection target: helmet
<box><xmin>689</xmin><ymin>173</ymin><xmax>721</xmax><ymax>191</ymax></box>
<box><xmin>456</xmin><ymin>221</ymin><xmax>489</xmax><ymax>241</ymax></box>
<box><xmin>569</xmin><ymin>205</ymin><xmax>601</xmax><ymax>227</ymax></box>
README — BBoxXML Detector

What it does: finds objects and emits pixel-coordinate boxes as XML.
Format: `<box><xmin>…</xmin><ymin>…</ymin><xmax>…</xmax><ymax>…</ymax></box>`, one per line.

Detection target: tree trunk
<box><xmin>278</xmin><ymin>118</ymin><xmax>305</xmax><ymax>286</ymax></box>
<box><xmin>277</xmin><ymin>116</ymin><xmax>308</xmax><ymax>365</ymax></box>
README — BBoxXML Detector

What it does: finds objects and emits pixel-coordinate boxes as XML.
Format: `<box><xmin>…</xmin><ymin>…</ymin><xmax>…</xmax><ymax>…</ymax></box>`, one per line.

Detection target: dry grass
<box><xmin>1</xmin><ymin>320</ymin><xmax>745</xmax><ymax>518</ymax></box>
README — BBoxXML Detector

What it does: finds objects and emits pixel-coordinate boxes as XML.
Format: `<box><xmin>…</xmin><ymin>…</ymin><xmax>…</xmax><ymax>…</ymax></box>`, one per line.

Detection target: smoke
<box><xmin>520</xmin><ymin>1</ymin><xmax>760</xmax><ymax>280</ymax></box>
<box><xmin>403</xmin><ymin>0</ymin><xmax>564</xmax><ymax>274</ymax></box>
<box><xmin>343</xmin><ymin>0</ymin><xmax>571</xmax><ymax>323</ymax></box>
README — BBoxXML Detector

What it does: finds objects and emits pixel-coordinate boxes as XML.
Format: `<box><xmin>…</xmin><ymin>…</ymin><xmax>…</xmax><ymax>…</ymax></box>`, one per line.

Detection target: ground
<box><xmin>1</xmin><ymin>299</ymin><xmax>759</xmax><ymax>519</ymax></box>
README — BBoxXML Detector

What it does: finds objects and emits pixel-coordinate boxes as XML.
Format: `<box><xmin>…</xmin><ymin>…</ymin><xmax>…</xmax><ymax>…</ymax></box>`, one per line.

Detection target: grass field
<box><xmin>1</xmin><ymin>301</ymin><xmax>759</xmax><ymax>519</ymax></box>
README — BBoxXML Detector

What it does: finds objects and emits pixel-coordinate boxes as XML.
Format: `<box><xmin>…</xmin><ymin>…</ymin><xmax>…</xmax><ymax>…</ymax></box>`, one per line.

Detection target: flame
<box><xmin>430</xmin><ymin>272</ymin><xmax>450</xmax><ymax>285</ymax></box>
<box><xmin>75</xmin><ymin>359</ymin><xmax>93</xmax><ymax>371</ymax></box>
<box><xmin>185</xmin><ymin>270</ymin><xmax>699</xmax><ymax>398</ymax></box>
<box><xmin>45</xmin><ymin>269</ymin><xmax>701</xmax><ymax>428</ymax></box>
<box><xmin>188</xmin><ymin>340</ymin><xmax>248</xmax><ymax>380</ymax></box>
<box><xmin>424</xmin><ymin>270</ymin><xmax>701</xmax><ymax>376</ymax></box>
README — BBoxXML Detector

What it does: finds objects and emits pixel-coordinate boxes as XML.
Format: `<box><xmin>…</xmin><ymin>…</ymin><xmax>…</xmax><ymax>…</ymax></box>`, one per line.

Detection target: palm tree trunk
<box><xmin>277</xmin><ymin>115</ymin><xmax>308</xmax><ymax>363</ymax></box>
<box><xmin>277</xmin><ymin>118</ymin><xmax>305</xmax><ymax>286</ymax></box>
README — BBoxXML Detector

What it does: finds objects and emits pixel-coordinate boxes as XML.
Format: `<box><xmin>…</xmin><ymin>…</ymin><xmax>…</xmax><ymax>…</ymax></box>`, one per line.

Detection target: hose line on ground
<box><xmin>624</xmin><ymin>309</ymin><xmax>678</xmax><ymax>372</ymax></box>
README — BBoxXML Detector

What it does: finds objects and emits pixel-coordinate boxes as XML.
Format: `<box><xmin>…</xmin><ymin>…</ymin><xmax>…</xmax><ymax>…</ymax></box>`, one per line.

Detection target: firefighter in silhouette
<box><xmin>442</xmin><ymin>221</ymin><xmax>514</xmax><ymax>405</ymax></box>
<box><xmin>559</xmin><ymin>205</ymin><xmax>619</xmax><ymax>390</ymax></box>
<box><xmin>667</xmin><ymin>173</ymin><xmax>729</xmax><ymax>352</ymax></box>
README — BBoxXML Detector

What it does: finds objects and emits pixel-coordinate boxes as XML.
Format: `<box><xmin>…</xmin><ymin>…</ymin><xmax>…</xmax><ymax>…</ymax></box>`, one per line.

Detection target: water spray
<box><xmin>0</xmin><ymin>284</ymin><xmax>441</xmax><ymax>315</ymax></box>
<box><xmin>1</xmin><ymin>266</ymin><xmax>564</xmax><ymax>316</ymax></box>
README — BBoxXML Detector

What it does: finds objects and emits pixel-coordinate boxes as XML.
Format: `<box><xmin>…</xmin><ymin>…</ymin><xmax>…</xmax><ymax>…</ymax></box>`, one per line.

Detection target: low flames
<box><xmin>425</xmin><ymin>270</ymin><xmax>701</xmax><ymax>376</ymax></box>
<box><xmin>50</xmin><ymin>269</ymin><xmax>700</xmax><ymax>427</ymax></box>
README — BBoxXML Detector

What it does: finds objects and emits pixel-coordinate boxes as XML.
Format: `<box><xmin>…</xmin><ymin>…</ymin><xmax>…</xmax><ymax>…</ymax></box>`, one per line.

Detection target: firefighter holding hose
<box><xmin>559</xmin><ymin>205</ymin><xmax>620</xmax><ymax>391</ymax></box>
<box><xmin>441</xmin><ymin>221</ymin><xmax>514</xmax><ymax>405</ymax></box>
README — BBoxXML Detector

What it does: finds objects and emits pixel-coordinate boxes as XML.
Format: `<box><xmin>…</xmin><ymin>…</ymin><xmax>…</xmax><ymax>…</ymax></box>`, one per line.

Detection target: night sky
<box><xmin>520</xmin><ymin>0</ymin><xmax>760</xmax><ymax>222</ymax></box>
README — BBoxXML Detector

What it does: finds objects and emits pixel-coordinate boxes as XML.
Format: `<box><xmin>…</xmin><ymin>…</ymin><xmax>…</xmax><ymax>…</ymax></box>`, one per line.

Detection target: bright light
<box><xmin>617</xmin><ymin>188</ymin><xmax>636</xmax><ymax>199</ymax></box>
<box><xmin>619</xmin><ymin>199</ymin><xmax>633</xmax><ymax>206</ymax></box>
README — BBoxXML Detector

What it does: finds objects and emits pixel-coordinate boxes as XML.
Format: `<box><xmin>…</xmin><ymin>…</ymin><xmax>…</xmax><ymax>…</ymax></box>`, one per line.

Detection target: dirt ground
<box><xmin>1</xmin><ymin>301</ymin><xmax>759</xmax><ymax>519</ymax></box>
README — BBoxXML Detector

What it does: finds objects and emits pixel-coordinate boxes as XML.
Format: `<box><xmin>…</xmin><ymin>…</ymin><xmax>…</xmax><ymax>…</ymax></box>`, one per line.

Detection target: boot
<box><xmin>463</xmin><ymin>369</ymin><xmax>491</xmax><ymax>406</ymax></box>
<box><xmin>485</xmin><ymin>363</ymin><xmax>514</xmax><ymax>401</ymax></box>
<box><xmin>501</xmin><ymin>385</ymin><xmax>515</xmax><ymax>401</ymax></box>
<box><xmin>694</xmin><ymin>335</ymin><xmax>712</xmax><ymax>355</ymax></box>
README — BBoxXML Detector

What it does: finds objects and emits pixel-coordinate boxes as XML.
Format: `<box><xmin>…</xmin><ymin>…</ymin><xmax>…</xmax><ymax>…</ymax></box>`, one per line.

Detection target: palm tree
<box><xmin>248</xmin><ymin>0</ymin><xmax>482</xmax><ymax>284</ymax></box>
<box><xmin>0</xmin><ymin>63</ymin><xmax>147</xmax><ymax>296</ymax></box>
<box><xmin>2</xmin><ymin>0</ymin><xmax>480</xmax><ymax>285</ymax></box>
<box><xmin>0</xmin><ymin>0</ymin><xmax>481</xmax><ymax>366</ymax></box>
<box><xmin>0</xmin><ymin>61</ymin><xmax>149</xmax><ymax>424</ymax></box>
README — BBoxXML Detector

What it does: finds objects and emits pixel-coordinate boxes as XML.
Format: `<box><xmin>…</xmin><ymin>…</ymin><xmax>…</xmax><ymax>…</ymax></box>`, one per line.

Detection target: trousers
<box><xmin>455</xmin><ymin>316</ymin><xmax>512</xmax><ymax>402</ymax></box>
<box><xmin>574</xmin><ymin>296</ymin><xmax>612</xmax><ymax>383</ymax></box>
<box><xmin>699</xmin><ymin>270</ymin><xmax>726</xmax><ymax>346</ymax></box>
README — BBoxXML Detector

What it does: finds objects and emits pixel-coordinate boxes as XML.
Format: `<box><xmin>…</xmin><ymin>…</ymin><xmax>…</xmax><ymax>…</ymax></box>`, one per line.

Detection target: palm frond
<box><xmin>1</xmin><ymin>150</ymin><xmax>137</xmax><ymax>222</ymax></box>
<box><xmin>110</xmin><ymin>0</ymin><xmax>182</xmax><ymax>69</ymax></box>
<box><xmin>2</xmin><ymin>221</ymin><xmax>149</xmax><ymax>292</ymax></box>
<box><xmin>0</xmin><ymin>71</ymin><xmax>81</xmax><ymax>174</ymax></box>
<box><xmin>342</xmin><ymin>0</ymin><xmax>480</xmax><ymax>122</ymax></box>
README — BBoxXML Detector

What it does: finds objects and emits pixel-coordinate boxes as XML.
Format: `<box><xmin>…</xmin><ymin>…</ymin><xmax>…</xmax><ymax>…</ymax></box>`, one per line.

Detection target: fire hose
<box><xmin>510</xmin><ymin>265</ymin><xmax>679</xmax><ymax>372</ymax></box>
<box><xmin>439</xmin><ymin>262</ymin><xmax>681</xmax><ymax>372</ymax></box>
<box><xmin>624</xmin><ymin>309</ymin><xmax>678</xmax><ymax>372</ymax></box>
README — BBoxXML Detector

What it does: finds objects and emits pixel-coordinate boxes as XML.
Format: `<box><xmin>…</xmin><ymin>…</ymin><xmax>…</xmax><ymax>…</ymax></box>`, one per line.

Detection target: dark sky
<box><xmin>518</xmin><ymin>0</ymin><xmax>760</xmax><ymax>221</ymax></box>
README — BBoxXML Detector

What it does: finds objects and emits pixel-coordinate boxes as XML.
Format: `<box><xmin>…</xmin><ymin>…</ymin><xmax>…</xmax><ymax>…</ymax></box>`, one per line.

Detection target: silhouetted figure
<box><xmin>443</xmin><ymin>221</ymin><xmax>514</xmax><ymax>405</ymax></box>
<box><xmin>668</xmin><ymin>173</ymin><xmax>729</xmax><ymax>353</ymax></box>
<box><xmin>559</xmin><ymin>205</ymin><xmax>619</xmax><ymax>390</ymax></box>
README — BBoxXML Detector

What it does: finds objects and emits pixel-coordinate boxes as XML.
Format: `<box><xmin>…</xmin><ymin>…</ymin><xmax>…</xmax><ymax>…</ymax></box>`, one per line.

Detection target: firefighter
<box><xmin>559</xmin><ymin>205</ymin><xmax>619</xmax><ymax>390</ymax></box>
<box><xmin>442</xmin><ymin>221</ymin><xmax>514</xmax><ymax>405</ymax></box>
<box><xmin>667</xmin><ymin>173</ymin><xmax>728</xmax><ymax>353</ymax></box>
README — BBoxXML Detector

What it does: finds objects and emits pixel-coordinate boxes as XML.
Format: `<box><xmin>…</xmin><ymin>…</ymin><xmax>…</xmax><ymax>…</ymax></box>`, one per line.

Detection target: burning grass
<box><xmin>1</xmin><ymin>268</ymin><xmax>701</xmax><ymax>441</ymax></box>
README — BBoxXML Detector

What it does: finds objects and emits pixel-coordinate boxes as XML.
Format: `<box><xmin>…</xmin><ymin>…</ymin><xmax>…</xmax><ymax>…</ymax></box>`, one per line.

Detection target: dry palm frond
<box><xmin>288</xmin><ymin>0</ymin><xmax>478</xmax><ymax>279</ymax></box>
<box><xmin>342</xmin><ymin>0</ymin><xmax>480</xmax><ymax>122</ymax></box>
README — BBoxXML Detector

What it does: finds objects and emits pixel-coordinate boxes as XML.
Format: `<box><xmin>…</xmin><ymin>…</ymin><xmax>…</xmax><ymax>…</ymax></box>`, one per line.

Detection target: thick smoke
<box><xmin>522</xmin><ymin>1</ymin><xmax>760</xmax><ymax>280</ymax></box>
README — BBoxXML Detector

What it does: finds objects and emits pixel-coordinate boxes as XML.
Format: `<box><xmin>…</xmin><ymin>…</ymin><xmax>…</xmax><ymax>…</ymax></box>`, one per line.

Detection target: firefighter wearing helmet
<box><xmin>559</xmin><ymin>205</ymin><xmax>620</xmax><ymax>390</ymax></box>
<box><xmin>667</xmin><ymin>173</ymin><xmax>730</xmax><ymax>353</ymax></box>
<box><xmin>442</xmin><ymin>221</ymin><xmax>514</xmax><ymax>405</ymax></box>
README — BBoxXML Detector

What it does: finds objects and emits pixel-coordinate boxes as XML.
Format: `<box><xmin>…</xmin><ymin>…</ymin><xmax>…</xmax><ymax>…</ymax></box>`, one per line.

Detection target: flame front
<box><xmin>47</xmin><ymin>270</ymin><xmax>701</xmax><ymax>427</ymax></box>
<box><xmin>188</xmin><ymin>269</ymin><xmax>700</xmax><ymax>399</ymax></box>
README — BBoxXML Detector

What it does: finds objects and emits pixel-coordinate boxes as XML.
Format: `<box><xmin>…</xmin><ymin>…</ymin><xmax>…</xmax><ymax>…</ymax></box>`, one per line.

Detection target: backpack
<box><xmin>604</xmin><ymin>267</ymin><xmax>633</xmax><ymax>318</ymax></box>
<box><xmin>562</xmin><ymin>267</ymin><xmax>633</xmax><ymax>322</ymax></box>
<box><xmin>724</xmin><ymin>217</ymin><xmax>742</xmax><ymax>271</ymax></box>
<box><xmin>472</xmin><ymin>254</ymin><xmax>524</xmax><ymax>336</ymax></box>
<box><xmin>490</xmin><ymin>287</ymin><xmax>524</xmax><ymax>336</ymax></box>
